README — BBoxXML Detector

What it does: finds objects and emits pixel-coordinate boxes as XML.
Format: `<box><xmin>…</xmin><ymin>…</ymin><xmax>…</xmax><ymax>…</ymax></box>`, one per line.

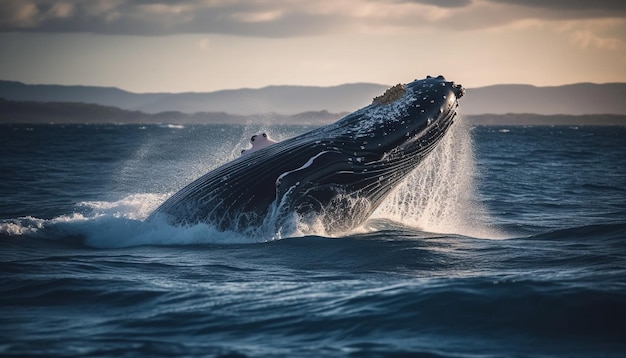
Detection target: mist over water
<box><xmin>0</xmin><ymin>118</ymin><xmax>516</xmax><ymax>246</ymax></box>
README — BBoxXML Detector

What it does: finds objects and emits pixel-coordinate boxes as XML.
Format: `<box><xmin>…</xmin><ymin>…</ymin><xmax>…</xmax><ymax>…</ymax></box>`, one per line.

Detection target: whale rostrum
<box><xmin>148</xmin><ymin>75</ymin><xmax>465</xmax><ymax>234</ymax></box>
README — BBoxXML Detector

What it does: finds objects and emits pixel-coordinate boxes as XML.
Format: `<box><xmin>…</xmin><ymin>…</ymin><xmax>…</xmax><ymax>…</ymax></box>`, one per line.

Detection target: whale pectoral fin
<box><xmin>241</xmin><ymin>132</ymin><xmax>280</xmax><ymax>156</ymax></box>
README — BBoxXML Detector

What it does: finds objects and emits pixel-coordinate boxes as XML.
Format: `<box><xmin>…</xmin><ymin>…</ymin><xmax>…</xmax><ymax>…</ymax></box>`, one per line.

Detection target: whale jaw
<box><xmin>148</xmin><ymin>76</ymin><xmax>464</xmax><ymax>235</ymax></box>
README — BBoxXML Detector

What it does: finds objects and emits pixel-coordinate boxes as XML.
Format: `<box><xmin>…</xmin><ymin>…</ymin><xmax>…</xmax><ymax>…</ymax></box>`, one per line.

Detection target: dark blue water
<box><xmin>1</xmin><ymin>122</ymin><xmax>625</xmax><ymax>357</ymax></box>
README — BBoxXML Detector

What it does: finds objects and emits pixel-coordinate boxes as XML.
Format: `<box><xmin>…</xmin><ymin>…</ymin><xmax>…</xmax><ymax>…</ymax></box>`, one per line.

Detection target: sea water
<box><xmin>1</xmin><ymin>120</ymin><xmax>625</xmax><ymax>357</ymax></box>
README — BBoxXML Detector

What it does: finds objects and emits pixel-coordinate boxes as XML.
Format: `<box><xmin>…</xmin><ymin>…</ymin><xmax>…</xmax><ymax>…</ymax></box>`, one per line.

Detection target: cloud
<box><xmin>391</xmin><ymin>0</ymin><xmax>473</xmax><ymax>8</ymax></box>
<box><xmin>485</xmin><ymin>0</ymin><xmax>626</xmax><ymax>12</ymax></box>
<box><xmin>0</xmin><ymin>0</ymin><xmax>350</xmax><ymax>36</ymax></box>
<box><xmin>0</xmin><ymin>0</ymin><xmax>624</xmax><ymax>37</ymax></box>
<box><xmin>571</xmin><ymin>29</ymin><xmax>621</xmax><ymax>50</ymax></box>
<box><xmin>557</xmin><ymin>19</ymin><xmax>626</xmax><ymax>51</ymax></box>
<box><xmin>0</xmin><ymin>1</ymin><xmax>40</xmax><ymax>28</ymax></box>
<box><xmin>197</xmin><ymin>37</ymin><xmax>211</xmax><ymax>52</ymax></box>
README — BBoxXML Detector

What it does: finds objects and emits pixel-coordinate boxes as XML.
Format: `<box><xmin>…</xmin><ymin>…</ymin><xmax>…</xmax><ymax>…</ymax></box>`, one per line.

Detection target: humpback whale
<box><xmin>148</xmin><ymin>76</ymin><xmax>464</xmax><ymax>234</ymax></box>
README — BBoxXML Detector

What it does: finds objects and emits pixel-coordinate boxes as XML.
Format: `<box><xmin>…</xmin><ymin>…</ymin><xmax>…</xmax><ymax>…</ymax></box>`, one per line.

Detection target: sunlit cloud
<box><xmin>1</xmin><ymin>0</ymin><xmax>625</xmax><ymax>91</ymax></box>
<box><xmin>0</xmin><ymin>0</ymin><xmax>624</xmax><ymax>36</ymax></box>
<box><xmin>396</xmin><ymin>0</ymin><xmax>472</xmax><ymax>8</ymax></box>
<box><xmin>47</xmin><ymin>2</ymin><xmax>74</xmax><ymax>19</ymax></box>
<box><xmin>231</xmin><ymin>10</ymin><xmax>284</xmax><ymax>23</ymax></box>
<box><xmin>197</xmin><ymin>37</ymin><xmax>211</xmax><ymax>52</ymax></box>
<box><xmin>571</xmin><ymin>30</ymin><xmax>621</xmax><ymax>50</ymax></box>
<box><xmin>564</xmin><ymin>20</ymin><xmax>626</xmax><ymax>50</ymax></box>
<box><xmin>485</xmin><ymin>0</ymin><xmax>626</xmax><ymax>13</ymax></box>
<box><xmin>0</xmin><ymin>1</ymin><xmax>40</xmax><ymax>28</ymax></box>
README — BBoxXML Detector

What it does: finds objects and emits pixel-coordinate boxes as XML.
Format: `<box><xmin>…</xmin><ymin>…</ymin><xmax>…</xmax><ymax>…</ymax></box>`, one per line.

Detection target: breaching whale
<box><xmin>148</xmin><ymin>75</ymin><xmax>465</xmax><ymax>233</ymax></box>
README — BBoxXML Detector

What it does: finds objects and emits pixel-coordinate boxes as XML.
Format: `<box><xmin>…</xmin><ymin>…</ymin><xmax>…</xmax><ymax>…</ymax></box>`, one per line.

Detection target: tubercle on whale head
<box><xmin>425</xmin><ymin>75</ymin><xmax>465</xmax><ymax>98</ymax></box>
<box><xmin>372</xmin><ymin>83</ymin><xmax>407</xmax><ymax>105</ymax></box>
<box><xmin>372</xmin><ymin>76</ymin><xmax>463</xmax><ymax>105</ymax></box>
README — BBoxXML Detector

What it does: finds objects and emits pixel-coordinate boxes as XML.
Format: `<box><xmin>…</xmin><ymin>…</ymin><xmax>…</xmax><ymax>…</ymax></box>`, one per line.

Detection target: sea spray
<box><xmin>0</xmin><ymin>120</ymin><xmax>501</xmax><ymax>246</ymax></box>
<box><xmin>0</xmin><ymin>193</ymin><xmax>264</xmax><ymax>248</ymax></box>
<box><xmin>373</xmin><ymin>115</ymin><xmax>500</xmax><ymax>238</ymax></box>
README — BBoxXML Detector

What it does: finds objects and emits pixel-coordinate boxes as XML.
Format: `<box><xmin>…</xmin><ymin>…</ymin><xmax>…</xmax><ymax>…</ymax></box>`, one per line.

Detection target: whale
<box><xmin>148</xmin><ymin>75</ymin><xmax>465</xmax><ymax>234</ymax></box>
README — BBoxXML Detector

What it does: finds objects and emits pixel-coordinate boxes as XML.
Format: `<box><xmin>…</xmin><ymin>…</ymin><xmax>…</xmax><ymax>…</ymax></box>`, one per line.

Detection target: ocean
<box><xmin>1</xmin><ymin>119</ymin><xmax>625</xmax><ymax>357</ymax></box>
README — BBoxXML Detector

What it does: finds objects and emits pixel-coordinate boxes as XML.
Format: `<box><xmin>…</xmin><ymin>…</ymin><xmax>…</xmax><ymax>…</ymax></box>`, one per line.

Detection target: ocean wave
<box><xmin>0</xmin><ymin>193</ymin><xmax>268</xmax><ymax>248</ymax></box>
<box><xmin>2</xmin><ymin>189</ymin><xmax>624</xmax><ymax>251</ymax></box>
<box><xmin>580</xmin><ymin>183</ymin><xmax>626</xmax><ymax>192</ymax></box>
<box><xmin>528</xmin><ymin>222</ymin><xmax>626</xmax><ymax>243</ymax></box>
<box><xmin>3</xmin><ymin>270</ymin><xmax>624</xmax><ymax>357</ymax></box>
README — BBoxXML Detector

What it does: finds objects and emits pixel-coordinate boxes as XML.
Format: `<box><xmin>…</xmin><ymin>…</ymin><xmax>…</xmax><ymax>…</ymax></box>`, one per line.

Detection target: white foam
<box><xmin>0</xmin><ymin>216</ymin><xmax>46</xmax><ymax>236</ymax></box>
<box><xmin>159</xmin><ymin>124</ymin><xmax>184</xmax><ymax>129</ymax></box>
<box><xmin>77</xmin><ymin>193</ymin><xmax>168</xmax><ymax>221</ymax></box>
<box><xmin>0</xmin><ymin>120</ymin><xmax>504</xmax><ymax>247</ymax></box>
<box><xmin>0</xmin><ymin>193</ymin><xmax>269</xmax><ymax>248</ymax></box>
<box><xmin>21</xmin><ymin>128</ymin><xmax>314</xmax><ymax>249</ymax></box>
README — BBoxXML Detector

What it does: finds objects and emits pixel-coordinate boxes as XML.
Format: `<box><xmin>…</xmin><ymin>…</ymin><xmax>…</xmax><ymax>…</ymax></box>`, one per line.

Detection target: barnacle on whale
<box><xmin>372</xmin><ymin>83</ymin><xmax>407</xmax><ymax>105</ymax></box>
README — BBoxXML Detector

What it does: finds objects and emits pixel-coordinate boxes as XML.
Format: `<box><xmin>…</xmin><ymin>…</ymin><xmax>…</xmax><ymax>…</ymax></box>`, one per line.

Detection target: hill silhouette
<box><xmin>1</xmin><ymin>80</ymin><xmax>625</xmax><ymax>116</ymax></box>
<box><xmin>2</xmin><ymin>97</ymin><xmax>624</xmax><ymax>126</ymax></box>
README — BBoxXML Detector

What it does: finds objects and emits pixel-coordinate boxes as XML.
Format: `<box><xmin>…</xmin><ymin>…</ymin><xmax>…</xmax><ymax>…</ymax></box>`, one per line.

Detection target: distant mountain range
<box><xmin>0</xmin><ymin>81</ymin><xmax>385</xmax><ymax>116</ymax></box>
<box><xmin>0</xmin><ymin>97</ymin><xmax>346</xmax><ymax>125</ymax></box>
<box><xmin>1</xmin><ymin>80</ymin><xmax>625</xmax><ymax>116</ymax></box>
<box><xmin>2</xmin><ymin>97</ymin><xmax>625</xmax><ymax>126</ymax></box>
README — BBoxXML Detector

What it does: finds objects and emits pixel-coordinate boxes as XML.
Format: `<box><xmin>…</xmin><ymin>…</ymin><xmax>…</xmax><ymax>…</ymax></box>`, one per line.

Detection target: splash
<box><xmin>0</xmin><ymin>193</ymin><xmax>266</xmax><ymax>248</ymax></box>
<box><xmin>0</xmin><ymin>126</ymin><xmax>319</xmax><ymax>249</ymax></box>
<box><xmin>0</xmin><ymin>122</ymin><xmax>502</xmax><ymax>248</ymax></box>
<box><xmin>373</xmin><ymin>115</ymin><xmax>501</xmax><ymax>239</ymax></box>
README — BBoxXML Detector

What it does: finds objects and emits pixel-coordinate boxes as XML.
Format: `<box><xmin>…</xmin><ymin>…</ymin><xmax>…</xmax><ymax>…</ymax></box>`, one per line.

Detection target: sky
<box><xmin>0</xmin><ymin>0</ymin><xmax>625</xmax><ymax>93</ymax></box>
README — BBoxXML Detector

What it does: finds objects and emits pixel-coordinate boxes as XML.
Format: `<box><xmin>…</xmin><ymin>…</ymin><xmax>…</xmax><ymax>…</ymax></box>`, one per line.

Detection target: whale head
<box><xmin>319</xmin><ymin>75</ymin><xmax>464</xmax><ymax>162</ymax></box>
<box><xmin>150</xmin><ymin>75</ymin><xmax>464</xmax><ymax>234</ymax></box>
<box><xmin>271</xmin><ymin>75</ymin><xmax>465</xmax><ymax>231</ymax></box>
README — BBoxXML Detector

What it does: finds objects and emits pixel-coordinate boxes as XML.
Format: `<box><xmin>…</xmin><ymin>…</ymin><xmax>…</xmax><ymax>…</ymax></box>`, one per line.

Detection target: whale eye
<box><xmin>251</xmin><ymin>135</ymin><xmax>256</xmax><ymax>142</ymax></box>
<box><xmin>262</xmin><ymin>133</ymin><xmax>267</xmax><ymax>138</ymax></box>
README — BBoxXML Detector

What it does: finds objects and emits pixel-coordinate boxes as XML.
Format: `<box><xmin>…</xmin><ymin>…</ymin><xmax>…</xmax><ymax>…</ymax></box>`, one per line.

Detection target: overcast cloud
<box><xmin>1</xmin><ymin>0</ymin><xmax>625</xmax><ymax>37</ymax></box>
<box><xmin>1</xmin><ymin>0</ymin><xmax>624</xmax><ymax>91</ymax></box>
